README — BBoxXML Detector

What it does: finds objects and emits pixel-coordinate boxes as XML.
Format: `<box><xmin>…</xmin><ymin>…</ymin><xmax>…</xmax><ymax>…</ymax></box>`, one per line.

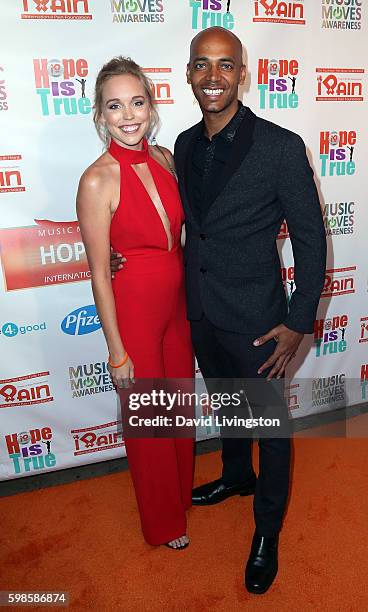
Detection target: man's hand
<box><xmin>110</xmin><ymin>247</ymin><xmax>126</xmax><ymax>279</ymax></box>
<box><xmin>253</xmin><ymin>324</ymin><xmax>303</xmax><ymax>381</ymax></box>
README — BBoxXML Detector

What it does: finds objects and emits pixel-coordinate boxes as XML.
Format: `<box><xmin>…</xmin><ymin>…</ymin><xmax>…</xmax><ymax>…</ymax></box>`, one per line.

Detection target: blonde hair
<box><xmin>93</xmin><ymin>56</ymin><xmax>160</xmax><ymax>146</ymax></box>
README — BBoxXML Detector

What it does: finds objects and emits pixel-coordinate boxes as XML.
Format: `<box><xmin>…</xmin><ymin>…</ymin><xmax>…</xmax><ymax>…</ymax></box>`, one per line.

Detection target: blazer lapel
<box><xmin>182</xmin><ymin>122</ymin><xmax>202</xmax><ymax>227</ymax></box>
<box><xmin>206</xmin><ymin>107</ymin><xmax>257</xmax><ymax>211</ymax></box>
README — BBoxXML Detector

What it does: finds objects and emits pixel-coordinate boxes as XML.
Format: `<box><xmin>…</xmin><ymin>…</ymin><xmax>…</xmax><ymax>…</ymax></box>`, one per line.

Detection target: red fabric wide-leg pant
<box><xmin>113</xmin><ymin>247</ymin><xmax>194</xmax><ymax>545</ymax></box>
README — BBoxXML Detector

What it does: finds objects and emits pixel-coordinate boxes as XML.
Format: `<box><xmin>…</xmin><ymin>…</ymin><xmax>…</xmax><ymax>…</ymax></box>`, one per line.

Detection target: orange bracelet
<box><xmin>108</xmin><ymin>352</ymin><xmax>129</xmax><ymax>368</ymax></box>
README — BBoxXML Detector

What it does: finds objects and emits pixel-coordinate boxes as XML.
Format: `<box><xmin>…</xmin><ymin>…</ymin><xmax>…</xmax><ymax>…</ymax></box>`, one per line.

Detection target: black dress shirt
<box><xmin>190</xmin><ymin>101</ymin><xmax>248</xmax><ymax>223</ymax></box>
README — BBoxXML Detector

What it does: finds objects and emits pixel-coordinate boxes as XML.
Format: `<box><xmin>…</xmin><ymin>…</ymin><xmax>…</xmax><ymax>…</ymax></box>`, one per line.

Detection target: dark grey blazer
<box><xmin>174</xmin><ymin>107</ymin><xmax>326</xmax><ymax>335</ymax></box>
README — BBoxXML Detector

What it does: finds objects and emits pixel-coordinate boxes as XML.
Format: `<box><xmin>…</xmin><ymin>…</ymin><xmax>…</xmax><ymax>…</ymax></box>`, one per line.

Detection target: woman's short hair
<box><xmin>93</xmin><ymin>56</ymin><xmax>160</xmax><ymax>146</ymax></box>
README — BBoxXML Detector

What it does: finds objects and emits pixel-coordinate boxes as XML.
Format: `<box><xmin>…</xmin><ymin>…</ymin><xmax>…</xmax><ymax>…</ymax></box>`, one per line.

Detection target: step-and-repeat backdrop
<box><xmin>1</xmin><ymin>1</ymin><xmax>367</xmax><ymax>480</ymax></box>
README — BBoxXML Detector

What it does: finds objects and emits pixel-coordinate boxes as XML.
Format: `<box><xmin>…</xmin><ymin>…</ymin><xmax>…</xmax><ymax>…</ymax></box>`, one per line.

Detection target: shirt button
<box><xmin>199</xmin><ymin>267</ymin><xmax>207</xmax><ymax>274</ymax></box>
<box><xmin>200</xmin><ymin>233</ymin><xmax>206</xmax><ymax>240</ymax></box>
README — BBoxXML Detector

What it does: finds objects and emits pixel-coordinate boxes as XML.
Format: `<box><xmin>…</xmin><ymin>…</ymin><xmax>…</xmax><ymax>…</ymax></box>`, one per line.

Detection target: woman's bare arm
<box><xmin>76</xmin><ymin>165</ymin><xmax>134</xmax><ymax>384</ymax></box>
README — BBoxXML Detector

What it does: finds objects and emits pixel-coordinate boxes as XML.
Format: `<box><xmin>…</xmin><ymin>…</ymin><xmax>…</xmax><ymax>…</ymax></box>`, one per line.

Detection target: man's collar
<box><xmin>199</xmin><ymin>101</ymin><xmax>247</xmax><ymax>143</ymax></box>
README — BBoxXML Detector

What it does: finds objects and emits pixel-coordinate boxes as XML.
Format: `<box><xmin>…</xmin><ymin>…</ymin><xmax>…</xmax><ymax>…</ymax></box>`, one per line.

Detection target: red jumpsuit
<box><xmin>109</xmin><ymin>137</ymin><xmax>194</xmax><ymax>545</ymax></box>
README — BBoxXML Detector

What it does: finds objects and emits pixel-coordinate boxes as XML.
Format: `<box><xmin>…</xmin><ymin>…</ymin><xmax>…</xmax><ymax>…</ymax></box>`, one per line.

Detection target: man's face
<box><xmin>187</xmin><ymin>30</ymin><xmax>246</xmax><ymax>114</ymax></box>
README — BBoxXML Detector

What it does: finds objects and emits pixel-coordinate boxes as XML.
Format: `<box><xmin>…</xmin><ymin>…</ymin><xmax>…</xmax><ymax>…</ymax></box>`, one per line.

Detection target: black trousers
<box><xmin>191</xmin><ymin>315</ymin><xmax>291</xmax><ymax>537</ymax></box>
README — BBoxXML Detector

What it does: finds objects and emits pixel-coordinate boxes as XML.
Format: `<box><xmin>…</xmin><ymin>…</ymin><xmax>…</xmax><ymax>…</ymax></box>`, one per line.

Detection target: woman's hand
<box><xmin>108</xmin><ymin>357</ymin><xmax>135</xmax><ymax>389</ymax></box>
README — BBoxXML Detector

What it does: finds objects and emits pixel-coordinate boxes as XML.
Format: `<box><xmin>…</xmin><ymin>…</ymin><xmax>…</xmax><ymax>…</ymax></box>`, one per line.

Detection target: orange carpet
<box><xmin>1</xmin><ymin>437</ymin><xmax>367</xmax><ymax>611</ymax></box>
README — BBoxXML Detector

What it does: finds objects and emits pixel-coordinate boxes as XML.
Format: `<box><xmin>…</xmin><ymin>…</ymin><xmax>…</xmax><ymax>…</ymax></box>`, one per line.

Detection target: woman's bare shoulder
<box><xmin>79</xmin><ymin>150</ymin><xmax>117</xmax><ymax>192</ymax></box>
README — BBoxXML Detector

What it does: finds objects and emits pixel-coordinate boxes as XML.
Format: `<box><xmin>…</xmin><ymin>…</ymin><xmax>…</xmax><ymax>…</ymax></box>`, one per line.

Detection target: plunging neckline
<box><xmin>108</xmin><ymin>138</ymin><xmax>174</xmax><ymax>252</ymax></box>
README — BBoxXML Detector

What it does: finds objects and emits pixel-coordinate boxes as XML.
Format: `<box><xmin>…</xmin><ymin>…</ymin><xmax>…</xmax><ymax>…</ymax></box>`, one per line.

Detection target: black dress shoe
<box><xmin>192</xmin><ymin>477</ymin><xmax>256</xmax><ymax>505</ymax></box>
<box><xmin>245</xmin><ymin>532</ymin><xmax>279</xmax><ymax>594</ymax></box>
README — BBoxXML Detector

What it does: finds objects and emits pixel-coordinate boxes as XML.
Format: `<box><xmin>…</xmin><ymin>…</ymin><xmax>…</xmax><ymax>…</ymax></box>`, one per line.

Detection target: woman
<box><xmin>76</xmin><ymin>57</ymin><xmax>194</xmax><ymax>549</ymax></box>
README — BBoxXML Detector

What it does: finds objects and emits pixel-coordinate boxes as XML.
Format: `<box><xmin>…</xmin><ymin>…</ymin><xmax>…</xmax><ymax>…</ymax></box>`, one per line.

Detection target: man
<box><xmin>112</xmin><ymin>27</ymin><xmax>326</xmax><ymax>594</ymax></box>
<box><xmin>175</xmin><ymin>26</ymin><xmax>326</xmax><ymax>594</ymax></box>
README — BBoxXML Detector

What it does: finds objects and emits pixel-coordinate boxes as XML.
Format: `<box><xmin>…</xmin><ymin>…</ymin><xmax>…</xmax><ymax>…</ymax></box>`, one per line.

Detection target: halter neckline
<box><xmin>108</xmin><ymin>137</ymin><xmax>149</xmax><ymax>165</ymax></box>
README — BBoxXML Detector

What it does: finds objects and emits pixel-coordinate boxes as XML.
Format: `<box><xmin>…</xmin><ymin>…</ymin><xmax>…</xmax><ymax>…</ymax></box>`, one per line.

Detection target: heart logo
<box><xmin>260</xmin><ymin>0</ymin><xmax>278</xmax><ymax>15</ymax></box>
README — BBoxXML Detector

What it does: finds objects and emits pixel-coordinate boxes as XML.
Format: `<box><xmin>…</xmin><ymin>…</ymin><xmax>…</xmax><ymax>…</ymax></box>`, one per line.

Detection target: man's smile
<box><xmin>202</xmin><ymin>88</ymin><xmax>225</xmax><ymax>97</ymax></box>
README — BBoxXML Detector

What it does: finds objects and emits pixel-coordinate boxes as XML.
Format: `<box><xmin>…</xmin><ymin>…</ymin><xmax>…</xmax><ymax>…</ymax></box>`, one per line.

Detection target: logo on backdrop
<box><xmin>71</xmin><ymin>421</ymin><xmax>124</xmax><ymax>455</ymax></box>
<box><xmin>5</xmin><ymin>426</ymin><xmax>56</xmax><ymax>475</ymax></box>
<box><xmin>278</xmin><ymin>205</ymin><xmax>355</xmax><ymax>240</ymax></box>
<box><xmin>21</xmin><ymin>0</ymin><xmax>92</xmax><ymax>20</ymax></box>
<box><xmin>281</xmin><ymin>266</ymin><xmax>296</xmax><ymax>304</ymax></box>
<box><xmin>285</xmin><ymin>383</ymin><xmax>300</xmax><ymax>411</ymax></box>
<box><xmin>0</xmin><ymin>320</ymin><xmax>47</xmax><ymax>338</ymax></box>
<box><xmin>143</xmin><ymin>68</ymin><xmax>174</xmax><ymax>104</ymax></box>
<box><xmin>312</xmin><ymin>373</ymin><xmax>345</xmax><ymax>409</ymax></box>
<box><xmin>361</xmin><ymin>364</ymin><xmax>368</xmax><ymax>400</ymax></box>
<box><xmin>323</xmin><ymin>201</ymin><xmax>355</xmax><ymax>236</ymax></box>
<box><xmin>277</xmin><ymin>220</ymin><xmax>289</xmax><ymax>240</ymax></box>
<box><xmin>316</xmin><ymin>68</ymin><xmax>364</xmax><ymax>102</ymax></box>
<box><xmin>257</xmin><ymin>57</ymin><xmax>299</xmax><ymax>110</ymax></box>
<box><xmin>61</xmin><ymin>305</ymin><xmax>101</xmax><ymax>336</ymax></box>
<box><xmin>360</xmin><ymin>317</ymin><xmax>368</xmax><ymax>343</ymax></box>
<box><xmin>0</xmin><ymin>219</ymin><xmax>90</xmax><ymax>291</ymax></box>
<box><xmin>253</xmin><ymin>0</ymin><xmax>305</xmax><ymax>25</ymax></box>
<box><xmin>0</xmin><ymin>155</ymin><xmax>25</xmax><ymax>193</ymax></box>
<box><xmin>314</xmin><ymin>314</ymin><xmax>349</xmax><ymax>358</ymax></box>
<box><xmin>321</xmin><ymin>0</ymin><xmax>362</xmax><ymax>30</ymax></box>
<box><xmin>190</xmin><ymin>1</ymin><xmax>235</xmax><ymax>31</ymax></box>
<box><xmin>322</xmin><ymin>266</ymin><xmax>356</xmax><ymax>298</ymax></box>
<box><xmin>319</xmin><ymin>130</ymin><xmax>357</xmax><ymax>177</ymax></box>
<box><xmin>68</xmin><ymin>361</ymin><xmax>113</xmax><ymax>398</ymax></box>
<box><xmin>0</xmin><ymin>66</ymin><xmax>9</xmax><ymax>111</ymax></box>
<box><xmin>111</xmin><ymin>0</ymin><xmax>164</xmax><ymax>23</ymax></box>
<box><xmin>282</xmin><ymin>266</ymin><xmax>356</xmax><ymax>301</ymax></box>
<box><xmin>0</xmin><ymin>372</ymin><xmax>53</xmax><ymax>409</ymax></box>
<box><xmin>195</xmin><ymin>394</ymin><xmax>221</xmax><ymax>436</ymax></box>
<box><xmin>33</xmin><ymin>57</ymin><xmax>91</xmax><ymax>117</ymax></box>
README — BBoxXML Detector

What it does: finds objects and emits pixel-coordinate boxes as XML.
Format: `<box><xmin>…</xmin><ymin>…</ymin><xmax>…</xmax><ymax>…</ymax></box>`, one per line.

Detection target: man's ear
<box><xmin>239</xmin><ymin>64</ymin><xmax>247</xmax><ymax>86</ymax></box>
<box><xmin>186</xmin><ymin>64</ymin><xmax>191</xmax><ymax>85</ymax></box>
